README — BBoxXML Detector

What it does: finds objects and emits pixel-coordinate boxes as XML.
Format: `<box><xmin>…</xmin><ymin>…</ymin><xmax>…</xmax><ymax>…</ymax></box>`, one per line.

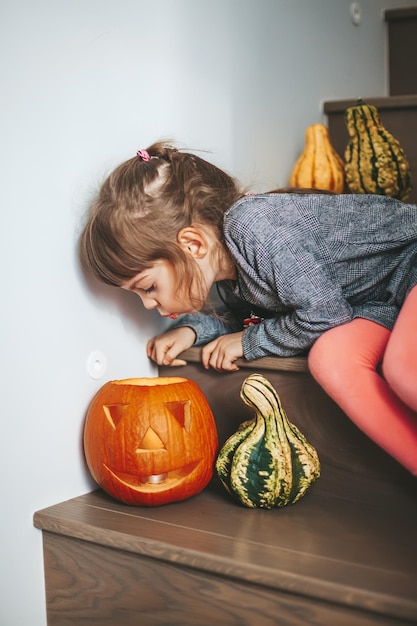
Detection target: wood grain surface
<box><xmin>178</xmin><ymin>347</ymin><xmax>309</xmax><ymax>372</ymax></box>
<box><xmin>40</xmin><ymin>528</ymin><xmax>412</xmax><ymax>626</ymax></box>
<box><xmin>34</xmin><ymin>485</ymin><xmax>417</xmax><ymax>625</ymax></box>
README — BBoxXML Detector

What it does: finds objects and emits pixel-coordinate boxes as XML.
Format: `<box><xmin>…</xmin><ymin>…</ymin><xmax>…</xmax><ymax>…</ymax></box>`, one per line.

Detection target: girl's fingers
<box><xmin>169</xmin><ymin>358</ymin><xmax>187</xmax><ymax>367</ymax></box>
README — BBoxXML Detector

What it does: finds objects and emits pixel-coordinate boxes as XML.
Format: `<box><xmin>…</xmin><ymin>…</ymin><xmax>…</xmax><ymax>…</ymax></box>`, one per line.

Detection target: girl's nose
<box><xmin>139</xmin><ymin>294</ymin><xmax>157</xmax><ymax>310</ymax></box>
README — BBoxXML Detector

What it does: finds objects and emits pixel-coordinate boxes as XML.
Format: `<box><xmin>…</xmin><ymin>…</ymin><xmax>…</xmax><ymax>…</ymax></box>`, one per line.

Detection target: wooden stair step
<box><xmin>34</xmin><ymin>487</ymin><xmax>417</xmax><ymax>625</ymax></box>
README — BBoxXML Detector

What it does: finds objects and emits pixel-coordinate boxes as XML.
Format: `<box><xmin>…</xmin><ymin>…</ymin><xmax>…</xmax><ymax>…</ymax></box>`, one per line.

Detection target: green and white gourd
<box><xmin>344</xmin><ymin>98</ymin><xmax>412</xmax><ymax>201</ymax></box>
<box><xmin>215</xmin><ymin>373</ymin><xmax>320</xmax><ymax>509</ymax></box>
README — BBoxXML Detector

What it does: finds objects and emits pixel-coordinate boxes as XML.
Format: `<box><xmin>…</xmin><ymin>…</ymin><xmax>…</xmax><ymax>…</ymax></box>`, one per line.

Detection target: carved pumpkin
<box><xmin>84</xmin><ymin>377</ymin><xmax>218</xmax><ymax>506</ymax></box>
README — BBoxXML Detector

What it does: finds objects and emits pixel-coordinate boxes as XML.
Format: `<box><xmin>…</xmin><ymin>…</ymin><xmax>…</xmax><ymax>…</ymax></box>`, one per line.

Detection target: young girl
<box><xmin>80</xmin><ymin>141</ymin><xmax>417</xmax><ymax>475</ymax></box>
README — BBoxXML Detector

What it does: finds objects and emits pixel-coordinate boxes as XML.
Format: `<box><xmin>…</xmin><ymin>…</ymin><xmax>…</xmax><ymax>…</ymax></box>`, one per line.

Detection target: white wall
<box><xmin>1</xmin><ymin>1</ymin><xmax>415</xmax><ymax>624</ymax></box>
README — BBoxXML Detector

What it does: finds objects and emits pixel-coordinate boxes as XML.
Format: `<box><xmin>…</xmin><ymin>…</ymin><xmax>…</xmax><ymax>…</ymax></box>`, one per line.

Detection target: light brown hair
<box><xmin>79</xmin><ymin>141</ymin><xmax>243</xmax><ymax>303</ymax></box>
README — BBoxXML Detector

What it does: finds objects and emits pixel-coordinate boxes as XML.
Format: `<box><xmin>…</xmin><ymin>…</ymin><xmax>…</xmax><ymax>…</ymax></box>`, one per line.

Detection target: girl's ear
<box><xmin>177</xmin><ymin>227</ymin><xmax>209</xmax><ymax>259</ymax></box>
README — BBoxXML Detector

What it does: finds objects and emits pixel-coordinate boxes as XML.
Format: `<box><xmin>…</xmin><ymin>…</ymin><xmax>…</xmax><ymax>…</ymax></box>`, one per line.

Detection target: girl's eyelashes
<box><xmin>143</xmin><ymin>285</ymin><xmax>155</xmax><ymax>294</ymax></box>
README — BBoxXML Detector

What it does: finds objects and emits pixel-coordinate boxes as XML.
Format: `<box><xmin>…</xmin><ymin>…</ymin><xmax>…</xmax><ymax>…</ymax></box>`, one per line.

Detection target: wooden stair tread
<box><xmin>34</xmin><ymin>486</ymin><xmax>417</xmax><ymax>623</ymax></box>
<box><xmin>179</xmin><ymin>346</ymin><xmax>309</xmax><ymax>372</ymax></box>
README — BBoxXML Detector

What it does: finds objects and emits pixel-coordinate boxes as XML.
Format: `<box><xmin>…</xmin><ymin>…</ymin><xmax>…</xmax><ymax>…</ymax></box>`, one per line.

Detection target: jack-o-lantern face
<box><xmin>83</xmin><ymin>377</ymin><xmax>218</xmax><ymax>506</ymax></box>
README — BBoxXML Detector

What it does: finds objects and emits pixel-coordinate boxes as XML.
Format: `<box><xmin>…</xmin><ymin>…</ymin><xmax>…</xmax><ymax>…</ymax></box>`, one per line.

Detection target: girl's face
<box><xmin>122</xmin><ymin>259</ymin><xmax>203</xmax><ymax>320</ymax></box>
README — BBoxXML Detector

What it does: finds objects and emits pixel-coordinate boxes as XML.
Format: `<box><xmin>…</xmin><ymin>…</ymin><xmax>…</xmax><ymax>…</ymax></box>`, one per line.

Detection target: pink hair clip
<box><xmin>136</xmin><ymin>149</ymin><xmax>151</xmax><ymax>162</ymax></box>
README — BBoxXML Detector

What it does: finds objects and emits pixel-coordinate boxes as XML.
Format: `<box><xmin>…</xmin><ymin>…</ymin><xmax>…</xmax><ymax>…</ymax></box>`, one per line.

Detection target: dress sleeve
<box><xmin>242</xmin><ymin>297</ymin><xmax>352</xmax><ymax>359</ymax></box>
<box><xmin>226</xmin><ymin>199</ymin><xmax>355</xmax><ymax>358</ymax></box>
<box><xmin>168</xmin><ymin>312</ymin><xmax>242</xmax><ymax>346</ymax></box>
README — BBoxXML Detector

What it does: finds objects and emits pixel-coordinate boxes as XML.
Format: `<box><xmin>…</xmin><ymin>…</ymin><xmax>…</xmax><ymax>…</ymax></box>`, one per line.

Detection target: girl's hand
<box><xmin>147</xmin><ymin>327</ymin><xmax>196</xmax><ymax>366</ymax></box>
<box><xmin>201</xmin><ymin>331</ymin><xmax>244</xmax><ymax>372</ymax></box>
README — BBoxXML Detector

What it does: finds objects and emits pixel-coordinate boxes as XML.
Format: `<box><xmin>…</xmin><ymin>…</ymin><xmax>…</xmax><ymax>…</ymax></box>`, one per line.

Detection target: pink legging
<box><xmin>308</xmin><ymin>285</ymin><xmax>417</xmax><ymax>475</ymax></box>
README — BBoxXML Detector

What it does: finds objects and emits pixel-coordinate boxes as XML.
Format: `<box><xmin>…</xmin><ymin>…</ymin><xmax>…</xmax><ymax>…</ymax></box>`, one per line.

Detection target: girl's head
<box><xmin>80</xmin><ymin>141</ymin><xmax>242</xmax><ymax>309</ymax></box>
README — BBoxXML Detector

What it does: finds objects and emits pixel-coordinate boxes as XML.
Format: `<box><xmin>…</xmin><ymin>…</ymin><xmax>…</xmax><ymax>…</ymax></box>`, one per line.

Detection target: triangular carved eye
<box><xmin>165</xmin><ymin>400</ymin><xmax>192</xmax><ymax>432</ymax></box>
<box><xmin>137</xmin><ymin>427</ymin><xmax>166</xmax><ymax>451</ymax></box>
<box><xmin>102</xmin><ymin>404</ymin><xmax>129</xmax><ymax>429</ymax></box>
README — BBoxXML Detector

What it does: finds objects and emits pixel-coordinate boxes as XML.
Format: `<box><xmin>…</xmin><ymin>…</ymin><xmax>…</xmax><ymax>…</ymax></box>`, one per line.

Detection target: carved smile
<box><xmin>103</xmin><ymin>460</ymin><xmax>202</xmax><ymax>492</ymax></box>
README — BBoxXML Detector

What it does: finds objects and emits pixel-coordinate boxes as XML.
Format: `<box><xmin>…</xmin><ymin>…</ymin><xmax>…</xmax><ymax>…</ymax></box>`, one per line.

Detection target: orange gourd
<box><xmin>84</xmin><ymin>377</ymin><xmax>218</xmax><ymax>506</ymax></box>
<box><xmin>289</xmin><ymin>123</ymin><xmax>345</xmax><ymax>193</ymax></box>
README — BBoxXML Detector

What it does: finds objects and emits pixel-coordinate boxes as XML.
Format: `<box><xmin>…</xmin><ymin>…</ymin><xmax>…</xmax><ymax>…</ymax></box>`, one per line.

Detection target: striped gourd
<box><xmin>215</xmin><ymin>374</ymin><xmax>320</xmax><ymax>509</ymax></box>
<box><xmin>344</xmin><ymin>98</ymin><xmax>412</xmax><ymax>201</ymax></box>
<box><xmin>289</xmin><ymin>123</ymin><xmax>345</xmax><ymax>193</ymax></box>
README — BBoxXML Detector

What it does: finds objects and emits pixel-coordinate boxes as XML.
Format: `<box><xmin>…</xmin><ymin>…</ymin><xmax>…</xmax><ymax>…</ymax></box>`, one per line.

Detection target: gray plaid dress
<box><xmin>171</xmin><ymin>193</ymin><xmax>417</xmax><ymax>359</ymax></box>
